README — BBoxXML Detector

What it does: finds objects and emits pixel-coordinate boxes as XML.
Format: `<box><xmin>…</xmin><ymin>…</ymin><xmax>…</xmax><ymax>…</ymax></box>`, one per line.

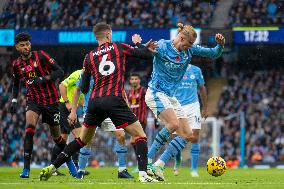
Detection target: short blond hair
<box><xmin>177</xmin><ymin>23</ymin><xmax>197</xmax><ymax>39</ymax></box>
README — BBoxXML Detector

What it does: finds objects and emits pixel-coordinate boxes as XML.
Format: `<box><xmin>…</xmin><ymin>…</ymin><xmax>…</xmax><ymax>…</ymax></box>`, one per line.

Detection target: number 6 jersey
<box><xmin>83</xmin><ymin>42</ymin><xmax>151</xmax><ymax>99</ymax></box>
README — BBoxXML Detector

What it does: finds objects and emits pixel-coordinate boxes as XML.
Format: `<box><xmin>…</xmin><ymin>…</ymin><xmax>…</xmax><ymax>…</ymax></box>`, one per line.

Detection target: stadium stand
<box><xmin>218</xmin><ymin>69</ymin><xmax>284</xmax><ymax>163</ymax></box>
<box><xmin>0</xmin><ymin>0</ymin><xmax>218</xmax><ymax>29</ymax></box>
<box><xmin>228</xmin><ymin>0</ymin><xmax>284</xmax><ymax>26</ymax></box>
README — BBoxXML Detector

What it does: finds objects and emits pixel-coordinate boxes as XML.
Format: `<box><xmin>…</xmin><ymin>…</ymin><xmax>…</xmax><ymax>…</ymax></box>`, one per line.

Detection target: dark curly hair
<box><xmin>15</xmin><ymin>32</ymin><xmax>31</xmax><ymax>44</ymax></box>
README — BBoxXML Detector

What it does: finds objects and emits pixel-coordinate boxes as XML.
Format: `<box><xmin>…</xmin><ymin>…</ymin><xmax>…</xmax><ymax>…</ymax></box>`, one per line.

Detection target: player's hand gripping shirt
<box><xmin>148</xmin><ymin>39</ymin><xmax>223</xmax><ymax>97</ymax></box>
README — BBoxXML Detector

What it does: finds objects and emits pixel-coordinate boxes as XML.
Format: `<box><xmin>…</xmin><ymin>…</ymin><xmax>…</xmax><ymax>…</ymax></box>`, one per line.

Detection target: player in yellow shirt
<box><xmin>50</xmin><ymin>70</ymin><xmax>84</xmax><ymax>176</ymax></box>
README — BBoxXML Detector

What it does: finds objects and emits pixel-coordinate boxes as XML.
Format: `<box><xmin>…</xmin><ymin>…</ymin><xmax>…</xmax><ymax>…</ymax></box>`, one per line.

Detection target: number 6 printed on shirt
<box><xmin>99</xmin><ymin>54</ymin><xmax>115</xmax><ymax>76</ymax></box>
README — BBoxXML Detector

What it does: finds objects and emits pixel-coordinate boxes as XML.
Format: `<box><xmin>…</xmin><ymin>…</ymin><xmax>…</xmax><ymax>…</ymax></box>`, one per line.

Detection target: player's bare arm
<box><xmin>68</xmin><ymin>87</ymin><xmax>81</xmax><ymax>125</ymax></box>
<box><xmin>59</xmin><ymin>82</ymin><xmax>72</xmax><ymax>111</ymax></box>
<box><xmin>199</xmin><ymin>85</ymin><xmax>208</xmax><ymax>119</ymax></box>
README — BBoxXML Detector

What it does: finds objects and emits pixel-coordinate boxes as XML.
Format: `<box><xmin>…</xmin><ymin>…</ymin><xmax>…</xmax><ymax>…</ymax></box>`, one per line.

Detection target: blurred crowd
<box><xmin>228</xmin><ymin>0</ymin><xmax>284</xmax><ymax>26</ymax></box>
<box><xmin>218</xmin><ymin>69</ymin><xmax>284</xmax><ymax>163</ymax></box>
<box><xmin>0</xmin><ymin>0</ymin><xmax>217</xmax><ymax>29</ymax></box>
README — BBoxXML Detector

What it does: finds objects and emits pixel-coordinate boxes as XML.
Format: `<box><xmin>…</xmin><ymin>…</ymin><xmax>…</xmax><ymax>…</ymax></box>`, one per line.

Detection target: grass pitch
<box><xmin>0</xmin><ymin>167</ymin><xmax>283</xmax><ymax>189</ymax></box>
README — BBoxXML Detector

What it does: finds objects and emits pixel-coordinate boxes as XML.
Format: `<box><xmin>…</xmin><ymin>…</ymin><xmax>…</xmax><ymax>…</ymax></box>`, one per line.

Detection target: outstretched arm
<box><xmin>191</xmin><ymin>33</ymin><xmax>225</xmax><ymax>59</ymax></box>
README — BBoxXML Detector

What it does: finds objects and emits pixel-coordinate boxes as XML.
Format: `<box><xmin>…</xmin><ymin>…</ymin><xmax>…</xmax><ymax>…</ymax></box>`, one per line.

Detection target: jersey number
<box><xmin>99</xmin><ymin>54</ymin><xmax>115</xmax><ymax>76</ymax></box>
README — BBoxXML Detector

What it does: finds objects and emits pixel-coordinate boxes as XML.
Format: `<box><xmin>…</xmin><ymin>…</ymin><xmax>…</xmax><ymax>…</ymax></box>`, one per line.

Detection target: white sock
<box><xmin>118</xmin><ymin>167</ymin><xmax>126</xmax><ymax>172</ymax></box>
<box><xmin>139</xmin><ymin>171</ymin><xmax>147</xmax><ymax>177</ymax></box>
<box><xmin>154</xmin><ymin>159</ymin><xmax>165</xmax><ymax>167</ymax></box>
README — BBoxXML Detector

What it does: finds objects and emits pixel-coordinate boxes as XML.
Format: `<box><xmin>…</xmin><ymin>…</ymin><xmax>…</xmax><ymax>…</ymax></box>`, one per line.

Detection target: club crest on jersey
<box><xmin>49</xmin><ymin>58</ymin><xmax>55</xmax><ymax>64</ymax></box>
<box><xmin>190</xmin><ymin>74</ymin><xmax>195</xmax><ymax>79</ymax></box>
<box><xmin>175</xmin><ymin>56</ymin><xmax>180</xmax><ymax>62</ymax></box>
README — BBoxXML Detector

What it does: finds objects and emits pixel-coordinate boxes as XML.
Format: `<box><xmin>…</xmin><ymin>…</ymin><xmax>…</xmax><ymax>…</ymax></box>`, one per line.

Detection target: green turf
<box><xmin>0</xmin><ymin>167</ymin><xmax>283</xmax><ymax>189</ymax></box>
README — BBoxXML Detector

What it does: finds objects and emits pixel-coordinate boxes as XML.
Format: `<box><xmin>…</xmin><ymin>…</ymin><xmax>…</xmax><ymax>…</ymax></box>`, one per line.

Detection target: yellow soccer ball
<box><xmin>207</xmin><ymin>156</ymin><xmax>227</xmax><ymax>177</ymax></box>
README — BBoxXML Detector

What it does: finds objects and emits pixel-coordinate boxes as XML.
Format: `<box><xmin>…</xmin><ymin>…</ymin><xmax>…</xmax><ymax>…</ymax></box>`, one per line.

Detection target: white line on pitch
<box><xmin>0</xmin><ymin>182</ymin><xmax>284</xmax><ymax>185</ymax></box>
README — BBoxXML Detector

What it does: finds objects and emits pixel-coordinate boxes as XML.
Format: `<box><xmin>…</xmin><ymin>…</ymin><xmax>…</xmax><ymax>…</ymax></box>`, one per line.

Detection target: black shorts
<box><xmin>26</xmin><ymin>101</ymin><xmax>60</xmax><ymax>126</ymax></box>
<box><xmin>83</xmin><ymin>96</ymin><xmax>138</xmax><ymax>129</ymax></box>
<box><xmin>58</xmin><ymin>102</ymin><xmax>81</xmax><ymax>134</ymax></box>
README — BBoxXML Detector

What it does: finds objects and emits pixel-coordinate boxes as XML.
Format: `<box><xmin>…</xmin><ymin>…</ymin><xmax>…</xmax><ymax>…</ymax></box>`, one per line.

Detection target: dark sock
<box><xmin>72</xmin><ymin>152</ymin><xmax>79</xmax><ymax>168</ymax></box>
<box><xmin>135</xmin><ymin>137</ymin><xmax>148</xmax><ymax>172</ymax></box>
<box><xmin>51</xmin><ymin>136</ymin><xmax>66</xmax><ymax>163</ymax></box>
<box><xmin>53</xmin><ymin>138</ymin><xmax>86</xmax><ymax>169</ymax></box>
<box><xmin>23</xmin><ymin>124</ymin><xmax>35</xmax><ymax>170</ymax></box>
<box><xmin>132</xmin><ymin>143</ymin><xmax>137</xmax><ymax>158</ymax></box>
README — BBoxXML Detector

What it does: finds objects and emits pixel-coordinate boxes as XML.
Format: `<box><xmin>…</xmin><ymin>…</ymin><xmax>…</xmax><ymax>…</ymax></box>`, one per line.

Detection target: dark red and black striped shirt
<box><xmin>83</xmin><ymin>42</ymin><xmax>147</xmax><ymax>98</ymax></box>
<box><xmin>127</xmin><ymin>86</ymin><xmax>148</xmax><ymax>125</ymax></box>
<box><xmin>12</xmin><ymin>50</ymin><xmax>59</xmax><ymax>105</ymax></box>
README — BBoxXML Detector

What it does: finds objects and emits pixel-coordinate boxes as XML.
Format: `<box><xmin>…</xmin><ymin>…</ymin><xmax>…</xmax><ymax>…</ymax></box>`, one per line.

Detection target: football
<box><xmin>207</xmin><ymin>156</ymin><xmax>227</xmax><ymax>177</ymax></box>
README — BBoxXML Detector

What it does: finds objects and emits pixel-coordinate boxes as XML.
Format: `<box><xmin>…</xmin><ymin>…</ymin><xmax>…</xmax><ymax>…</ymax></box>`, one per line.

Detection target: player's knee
<box><xmin>167</xmin><ymin>120</ymin><xmax>179</xmax><ymax>132</ymax></box>
<box><xmin>115</xmin><ymin>130</ymin><xmax>125</xmax><ymax>144</ymax></box>
<box><xmin>190</xmin><ymin>136</ymin><xmax>199</xmax><ymax>143</ymax></box>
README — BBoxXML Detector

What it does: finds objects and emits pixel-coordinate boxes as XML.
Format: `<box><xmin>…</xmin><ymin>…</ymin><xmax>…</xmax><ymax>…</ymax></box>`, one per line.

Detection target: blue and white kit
<box><xmin>146</xmin><ymin>39</ymin><xmax>222</xmax><ymax>118</ymax></box>
<box><xmin>175</xmin><ymin>64</ymin><xmax>205</xmax><ymax>129</ymax></box>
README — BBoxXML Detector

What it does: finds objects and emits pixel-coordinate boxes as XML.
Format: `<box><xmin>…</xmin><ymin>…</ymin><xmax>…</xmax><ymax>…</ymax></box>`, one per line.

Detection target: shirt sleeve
<box><xmin>61</xmin><ymin>70</ymin><xmax>79</xmax><ymax>87</ymax></box>
<box><xmin>196</xmin><ymin>68</ymin><xmax>205</xmax><ymax>86</ymax></box>
<box><xmin>119</xmin><ymin>42</ymin><xmax>153</xmax><ymax>59</ymax></box>
<box><xmin>191</xmin><ymin>44</ymin><xmax>223</xmax><ymax>59</ymax></box>
<box><xmin>40</xmin><ymin>50</ymin><xmax>57</xmax><ymax>65</ymax></box>
<box><xmin>12</xmin><ymin>60</ymin><xmax>20</xmax><ymax>99</ymax></box>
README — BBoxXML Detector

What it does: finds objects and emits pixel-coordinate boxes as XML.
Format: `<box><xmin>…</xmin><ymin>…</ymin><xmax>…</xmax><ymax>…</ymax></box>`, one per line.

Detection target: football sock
<box><xmin>148</xmin><ymin>127</ymin><xmax>170</xmax><ymax>162</ymax></box>
<box><xmin>174</xmin><ymin>150</ymin><xmax>182</xmax><ymax>170</ymax></box>
<box><xmin>72</xmin><ymin>151</ymin><xmax>79</xmax><ymax>167</ymax></box>
<box><xmin>191</xmin><ymin>143</ymin><xmax>200</xmax><ymax>172</ymax></box>
<box><xmin>53</xmin><ymin>138</ymin><xmax>86</xmax><ymax>169</ymax></box>
<box><xmin>114</xmin><ymin>143</ymin><xmax>128</xmax><ymax>172</ymax></box>
<box><xmin>23</xmin><ymin>124</ymin><xmax>35</xmax><ymax>170</ymax></box>
<box><xmin>135</xmin><ymin>137</ymin><xmax>148</xmax><ymax>172</ymax></box>
<box><xmin>51</xmin><ymin>136</ymin><xmax>66</xmax><ymax>163</ymax></box>
<box><xmin>78</xmin><ymin>147</ymin><xmax>92</xmax><ymax>171</ymax></box>
<box><xmin>159</xmin><ymin>136</ymin><xmax>187</xmax><ymax>165</ymax></box>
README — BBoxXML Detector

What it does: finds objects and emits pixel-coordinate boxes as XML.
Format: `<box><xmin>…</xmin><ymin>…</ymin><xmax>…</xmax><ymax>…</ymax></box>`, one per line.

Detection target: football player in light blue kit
<box><xmin>173</xmin><ymin>64</ymin><xmax>208</xmax><ymax>177</ymax></box>
<box><xmin>68</xmin><ymin>71</ymin><xmax>134</xmax><ymax>179</ymax></box>
<box><xmin>146</xmin><ymin>23</ymin><xmax>225</xmax><ymax>181</ymax></box>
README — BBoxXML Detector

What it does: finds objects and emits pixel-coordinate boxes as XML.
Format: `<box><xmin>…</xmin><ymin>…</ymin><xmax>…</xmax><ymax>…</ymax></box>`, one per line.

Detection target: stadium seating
<box><xmin>0</xmin><ymin>0</ymin><xmax>217</xmax><ymax>29</ymax></box>
<box><xmin>218</xmin><ymin>69</ymin><xmax>284</xmax><ymax>163</ymax></box>
<box><xmin>228</xmin><ymin>0</ymin><xmax>284</xmax><ymax>26</ymax></box>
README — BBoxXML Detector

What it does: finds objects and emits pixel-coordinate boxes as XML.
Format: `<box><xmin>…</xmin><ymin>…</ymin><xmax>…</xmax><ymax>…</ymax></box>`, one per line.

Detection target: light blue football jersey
<box><xmin>148</xmin><ymin>39</ymin><xmax>223</xmax><ymax>97</ymax></box>
<box><xmin>175</xmin><ymin>65</ymin><xmax>205</xmax><ymax>106</ymax></box>
<box><xmin>76</xmin><ymin>73</ymin><xmax>94</xmax><ymax>114</ymax></box>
